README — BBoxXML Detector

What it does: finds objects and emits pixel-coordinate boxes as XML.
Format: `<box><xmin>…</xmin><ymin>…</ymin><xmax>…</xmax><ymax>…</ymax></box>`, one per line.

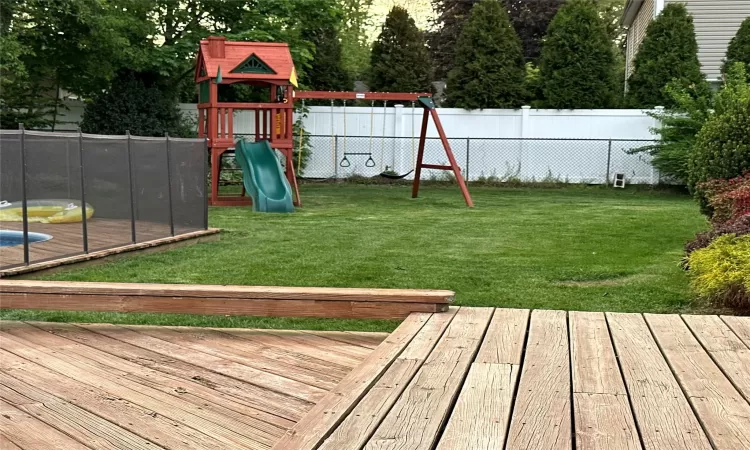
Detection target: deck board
<box><xmin>3</xmin><ymin>308</ymin><xmax>749</xmax><ymax>450</ymax></box>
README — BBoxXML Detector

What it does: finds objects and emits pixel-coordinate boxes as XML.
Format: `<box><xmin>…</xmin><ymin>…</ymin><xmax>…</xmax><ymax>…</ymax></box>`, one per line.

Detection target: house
<box><xmin>622</xmin><ymin>0</ymin><xmax>749</xmax><ymax>85</ymax></box>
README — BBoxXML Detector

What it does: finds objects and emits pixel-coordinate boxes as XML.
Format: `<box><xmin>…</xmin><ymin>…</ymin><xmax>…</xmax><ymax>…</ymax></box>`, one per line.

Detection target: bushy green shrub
<box><xmin>688</xmin><ymin>63</ymin><xmax>750</xmax><ymax>213</ymax></box>
<box><xmin>443</xmin><ymin>0</ymin><xmax>526</xmax><ymax>109</ymax></box>
<box><xmin>687</xmin><ymin>234</ymin><xmax>750</xmax><ymax>310</ymax></box>
<box><xmin>81</xmin><ymin>72</ymin><xmax>192</xmax><ymax>137</ymax></box>
<box><xmin>538</xmin><ymin>0</ymin><xmax>618</xmax><ymax>108</ymax></box>
<box><xmin>685</xmin><ymin>215</ymin><xmax>750</xmax><ymax>258</ymax></box>
<box><xmin>626</xmin><ymin>4</ymin><xmax>708</xmax><ymax>108</ymax></box>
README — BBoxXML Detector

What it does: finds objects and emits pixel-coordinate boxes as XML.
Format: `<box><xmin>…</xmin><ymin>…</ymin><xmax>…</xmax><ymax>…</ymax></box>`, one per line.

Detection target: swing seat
<box><xmin>379</xmin><ymin>170</ymin><xmax>414</xmax><ymax>180</ymax></box>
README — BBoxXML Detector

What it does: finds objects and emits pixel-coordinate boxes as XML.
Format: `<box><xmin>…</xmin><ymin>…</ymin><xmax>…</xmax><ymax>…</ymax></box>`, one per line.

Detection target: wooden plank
<box><xmin>0</xmin><ymin>375</ymin><xmax>159</xmax><ymax>450</ymax></box>
<box><xmin>0</xmin><ymin>437</ymin><xmax>22</xmax><ymax>450</ymax></box>
<box><xmin>0</xmin><ymin>330</ymin><xmax>276</xmax><ymax>449</ymax></box>
<box><xmin>683</xmin><ymin>315</ymin><xmax>750</xmax><ymax>401</ymax></box>
<box><xmin>506</xmin><ymin>310</ymin><xmax>571</xmax><ymax>450</ymax></box>
<box><xmin>607</xmin><ymin>313</ymin><xmax>711</xmax><ymax>450</ymax></box>
<box><xmin>363</xmin><ymin>307</ymin><xmax>493</xmax><ymax>450</ymax></box>
<box><xmin>0</xmin><ymin>280</ymin><xmax>455</xmax><ymax>303</ymax></box>
<box><xmin>0</xmin><ymin>292</ymin><xmax>444</xmax><ymax>319</ymax></box>
<box><xmin>0</xmin><ymin>349</ymin><xmax>225</xmax><ymax>449</ymax></box>
<box><xmin>76</xmin><ymin>322</ymin><xmax>311</xmax><ymax>422</ymax></box>
<box><xmin>474</xmin><ymin>308</ymin><xmax>529</xmax><ymax>364</ymax></box>
<box><xmin>722</xmin><ymin>316</ymin><xmax>750</xmax><ymax>348</ymax></box>
<box><xmin>303</xmin><ymin>331</ymin><xmax>388</xmax><ymax>350</ymax></box>
<box><xmin>570</xmin><ymin>312</ymin><xmax>640</xmax><ymax>450</ymax></box>
<box><xmin>271</xmin><ymin>312</ymin><xmax>432</xmax><ymax>450</ymax></box>
<box><xmin>320</xmin><ymin>308</ymin><xmax>459</xmax><ymax>450</ymax></box>
<box><xmin>0</xmin><ymin>399</ymin><xmax>91</xmax><ymax>450</ymax></box>
<box><xmin>436</xmin><ymin>308</ymin><xmax>530</xmax><ymax>449</ymax></box>
<box><xmin>646</xmin><ymin>314</ymin><xmax>750</xmax><ymax>450</ymax></box>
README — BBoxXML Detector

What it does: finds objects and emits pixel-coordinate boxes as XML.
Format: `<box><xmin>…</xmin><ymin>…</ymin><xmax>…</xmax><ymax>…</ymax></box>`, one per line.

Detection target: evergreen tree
<box><xmin>626</xmin><ymin>4</ymin><xmax>708</xmax><ymax>108</ymax></box>
<box><xmin>369</xmin><ymin>7</ymin><xmax>433</xmax><ymax>93</ymax></box>
<box><xmin>444</xmin><ymin>0</ymin><xmax>526</xmax><ymax>109</ymax></box>
<box><xmin>303</xmin><ymin>22</ymin><xmax>353</xmax><ymax>91</ymax></box>
<box><xmin>723</xmin><ymin>17</ymin><xmax>750</xmax><ymax>77</ymax></box>
<box><xmin>505</xmin><ymin>0</ymin><xmax>566</xmax><ymax>62</ymax></box>
<box><xmin>429</xmin><ymin>0</ymin><xmax>476</xmax><ymax>79</ymax></box>
<box><xmin>539</xmin><ymin>0</ymin><xmax>618</xmax><ymax>109</ymax></box>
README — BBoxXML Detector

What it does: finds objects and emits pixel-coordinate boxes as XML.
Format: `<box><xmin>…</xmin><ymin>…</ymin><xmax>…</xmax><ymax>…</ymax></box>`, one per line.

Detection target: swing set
<box><xmin>196</xmin><ymin>37</ymin><xmax>473</xmax><ymax>208</ymax></box>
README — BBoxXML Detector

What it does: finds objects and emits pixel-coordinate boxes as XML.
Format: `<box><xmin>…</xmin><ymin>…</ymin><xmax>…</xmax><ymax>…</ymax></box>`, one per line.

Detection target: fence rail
<box><xmin>0</xmin><ymin>129</ymin><xmax>208</xmax><ymax>270</ymax></box>
<box><xmin>264</xmin><ymin>135</ymin><xmax>660</xmax><ymax>185</ymax></box>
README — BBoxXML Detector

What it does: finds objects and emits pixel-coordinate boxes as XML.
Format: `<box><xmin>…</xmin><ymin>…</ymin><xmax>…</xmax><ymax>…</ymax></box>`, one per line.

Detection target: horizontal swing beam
<box><xmin>294</xmin><ymin>91</ymin><xmax>431</xmax><ymax>101</ymax></box>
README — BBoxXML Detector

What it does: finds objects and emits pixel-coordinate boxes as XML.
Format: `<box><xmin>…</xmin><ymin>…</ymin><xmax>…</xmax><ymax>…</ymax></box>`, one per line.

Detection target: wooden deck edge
<box><xmin>0</xmin><ymin>229</ymin><xmax>222</xmax><ymax>278</ymax></box>
<box><xmin>0</xmin><ymin>282</ymin><xmax>453</xmax><ymax>319</ymax></box>
<box><xmin>0</xmin><ymin>280</ymin><xmax>455</xmax><ymax>304</ymax></box>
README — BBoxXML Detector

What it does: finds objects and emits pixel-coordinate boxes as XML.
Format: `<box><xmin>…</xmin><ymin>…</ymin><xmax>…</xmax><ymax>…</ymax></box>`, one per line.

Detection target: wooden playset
<box><xmin>195</xmin><ymin>36</ymin><xmax>473</xmax><ymax>207</ymax></box>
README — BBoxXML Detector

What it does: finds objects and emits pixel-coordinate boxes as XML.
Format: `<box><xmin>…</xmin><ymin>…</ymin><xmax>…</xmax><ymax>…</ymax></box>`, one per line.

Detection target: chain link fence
<box><xmin>0</xmin><ymin>129</ymin><xmax>208</xmax><ymax>270</ymax></box>
<box><xmin>297</xmin><ymin>135</ymin><xmax>660</xmax><ymax>185</ymax></box>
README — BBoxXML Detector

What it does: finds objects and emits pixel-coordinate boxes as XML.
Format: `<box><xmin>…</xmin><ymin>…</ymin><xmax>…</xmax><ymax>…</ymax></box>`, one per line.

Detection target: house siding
<box><xmin>668</xmin><ymin>0</ymin><xmax>750</xmax><ymax>81</ymax></box>
<box><xmin>625</xmin><ymin>0</ymin><xmax>656</xmax><ymax>79</ymax></box>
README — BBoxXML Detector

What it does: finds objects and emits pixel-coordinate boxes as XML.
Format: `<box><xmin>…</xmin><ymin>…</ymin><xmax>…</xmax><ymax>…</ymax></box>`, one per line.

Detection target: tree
<box><xmin>429</xmin><ymin>0</ymin><xmax>476</xmax><ymax>79</ymax></box>
<box><xmin>723</xmin><ymin>17</ymin><xmax>750</xmax><ymax>77</ymax></box>
<box><xmin>302</xmin><ymin>22</ymin><xmax>353</xmax><ymax>91</ymax></box>
<box><xmin>369</xmin><ymin>7</ymin><xmax>434</xmax><ymax>94</ymax></box>
<box><xmin>505</xmin><ymin>0</ymin><xmax>565</xmax><ymax>62</ymax></box>
<box><xmin>444</xmin><ymin>0</ymin><xmax>526</xmax><ymax>109</ymax></box>
<box><xmin>539</xmin><ymin>0</ymin><xmax>618</xmax><ymax>109</ymax></box>
<box><xmin>626</xmin><ymin>4</ymin><xmax>708</xmax><ymax>108</ymax></box>
<box><xmin>339</xmin><ymin>0</ymin><xmax>373</xmax><ymax>80</ymax></box>
<box><xmin>80</xmin><ymin>72</ymin><xmax>191</xmax><ymax>137</ymax></box>
<box><xmin>689</xmin><ymin>63</ymin><xmax>750</xmax><ymax>213</ymax></box>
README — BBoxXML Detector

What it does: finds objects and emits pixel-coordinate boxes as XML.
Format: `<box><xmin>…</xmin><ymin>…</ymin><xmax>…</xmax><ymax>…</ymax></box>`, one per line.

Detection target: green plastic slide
<box><xmin>234</xmin><ymin>140</ymin><xmax>295</xmax><ymax>213</ymax></box>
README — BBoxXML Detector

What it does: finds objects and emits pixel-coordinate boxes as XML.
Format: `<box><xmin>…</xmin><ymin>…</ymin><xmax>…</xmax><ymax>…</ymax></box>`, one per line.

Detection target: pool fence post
<box><xmin>126</xmin><ymin>130</ymin><xmax>137</xmax><ymax>243</ymax></box>
<box><xmin>19</xmin><ymin>123</ymin><xmax>29</xmax><ymax>265</ymax></box>
<box><xmin>165</xmin><ymin>132</ymin><xmax>175</xmax><ymax>237</ymax></box>
<box><xmin>78</xmin><ymin>127</ymin><xmax>89</xmax><ymax>254</ymax></box>
<box><xmin>605</xmin><ymin>139</ymin><xmax>613</xmax><ymax>187</ymax></box>
<box><xmin>465</xmin><ymin>138</ymin><xmax>470</xmax><ymax>184</ymax></box>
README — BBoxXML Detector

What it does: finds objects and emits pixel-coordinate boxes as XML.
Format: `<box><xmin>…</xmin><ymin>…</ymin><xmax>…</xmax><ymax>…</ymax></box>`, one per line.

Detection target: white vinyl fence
<box><xmin>55</xmin><ymin>101</ymin><xmax>662</xmax><ymax>184</ymax></box>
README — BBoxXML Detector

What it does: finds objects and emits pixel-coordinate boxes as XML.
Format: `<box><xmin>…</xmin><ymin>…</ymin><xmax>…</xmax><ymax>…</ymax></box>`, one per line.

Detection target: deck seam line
<box><xmin>500</xmin><ymin>307</ymin><xmax>533</xmax><ymax>450</ymax></box>
<box><xmin>642</xmin><ymin>314</ymin><xmax>719</xmax><ymax>450</ymax></box>
<box><xmin>680</xmin><ymin>315</ymin><xmax>750</xmax><ymax>406</ymax></box>
<box><xmin>604</xmin><ymin>312</ymin><xmax>647</xmax><ymax>450</ymax></box>
<box><xmin>297</xmin><ymin>330</ymin><xmax>383</xmax><ymax>351</ymax></box>
<box><xmin>566</xmin><ymin>310</ymin><xmax>577</xmax><ymax>450</ymax></box>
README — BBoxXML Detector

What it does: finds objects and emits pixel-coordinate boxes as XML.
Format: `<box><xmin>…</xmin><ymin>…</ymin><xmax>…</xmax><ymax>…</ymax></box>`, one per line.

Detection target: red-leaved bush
<box><xmin>697</xmin><ymin>172</ymin><xmax>750</xmax><ymax>224</ymax></box>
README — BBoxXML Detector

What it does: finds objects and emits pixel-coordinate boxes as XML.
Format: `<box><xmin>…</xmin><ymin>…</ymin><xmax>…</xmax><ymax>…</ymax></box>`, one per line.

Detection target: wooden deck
<box><xmin>1</xmin><ymin>308</ymin><xmax>749</xmax><ymax>449</ymax></box>
<box><xmin>0</xmin><ymin>321</ymin><xmax>387</xmax><ymax>449</ymax></box>
<box><xmin>276</xmin><ymin>307</ymin><xmax>750</xmax><ymax>450</ymax></box>
<box><xmin>0</xmin><ymin>219</ymin><xmax>219</xmax><ymax>277</ymax></box>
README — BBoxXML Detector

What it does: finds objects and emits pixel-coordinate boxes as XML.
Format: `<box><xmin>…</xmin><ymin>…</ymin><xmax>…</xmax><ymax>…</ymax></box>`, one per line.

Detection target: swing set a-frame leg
<box><xmin>411</xmin><ymin>104</ymin><xmax>474</xmax><ymax>208</ymax></box>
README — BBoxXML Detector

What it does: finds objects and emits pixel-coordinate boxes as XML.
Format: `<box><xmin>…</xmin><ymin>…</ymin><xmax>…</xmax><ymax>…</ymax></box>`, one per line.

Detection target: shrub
<box><xmin>81</xmin><ymin>72</ymin><xmax>192</xmax><ymax>137</ymax></box>
<box><xmin>626</xmin><ymin>4</ymin><xmax>708</xmax><ymax>108</ymax></box>
<box><xmin>443</xmin><ymin>0</ymin><xmax>527</xmax><ymax>109</ymax></box>
<box><xmin>723</xmin><ymin>17</ymin><xmax>750</xmax><ymax>77</ymax></box>
<box><xmin>685</xmin><ymin>215</ymin><xmax>750</xmax><ymax>258</ymax></box>
<box><xmin>686</xmin><ymin>234</ymin><xmax>750</xmax><ymax>310</ymax></box>
<box><xmin>697</xmin><ymin>173</ymin><xmax>750</xmax><ymax>225</ymax></box>
<box><xmin>688</xmin><ymin>63</ymin><xmax>750</xmax><ymax>213</ymax></box>
<box><xmin>538</xmin><ymin>0</ymin><xmax>618</xmax><ymax>108</ymax></box>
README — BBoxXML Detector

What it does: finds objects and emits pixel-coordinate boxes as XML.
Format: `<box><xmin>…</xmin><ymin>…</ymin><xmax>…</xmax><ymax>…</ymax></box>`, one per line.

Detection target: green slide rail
<box><xmin>234</xmin><ymin>140</ymin><xmax>295</xmax><ymax>213</ymax></box>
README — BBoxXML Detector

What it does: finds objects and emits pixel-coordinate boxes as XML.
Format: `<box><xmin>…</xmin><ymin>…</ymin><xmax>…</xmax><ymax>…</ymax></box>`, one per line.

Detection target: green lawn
<box><xmin>1</xmin><ymin>184</ymin><xmax>708</xmax><ymax>332</ymax></box>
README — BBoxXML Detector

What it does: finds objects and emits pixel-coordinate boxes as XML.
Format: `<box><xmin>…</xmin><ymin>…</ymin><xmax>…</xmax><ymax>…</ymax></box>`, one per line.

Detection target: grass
<box><xmin>1</xmin><ymin>184</ymin><xmax>708</xmax><ymax>332</ymax></box>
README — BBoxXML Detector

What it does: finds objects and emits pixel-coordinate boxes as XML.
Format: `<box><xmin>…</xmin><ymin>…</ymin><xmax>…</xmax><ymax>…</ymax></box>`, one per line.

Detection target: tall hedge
<box><xmin>369</xmin><ymin>7</ymin><xmax>433</xmax><ymax>93</ymax></box>
<box><xmin>444</xmin><ymin>0</ymin><xmax>526</xmax><ymax>109</ymax></box>
<box><xmin>538</xmin><ymin>0</ymin><xmax>618</xmax><ymax>109</ymax></box>
<box><xmin>81</xmin><ymin>72</ymin><xmax>191</xmax><ymax>137</ymax></box>
<box><xmin>689</xmin><ymin>63</ymin><xmax>750</xmax><ymax>213</ymax></box>
<box><xmin>626</xmin><ymin>4</ymin><xmax>707</xmax><ymax>108</ymax></box>
<box><xmin>304</xmin><ymin>22</ymin><xmax>353</xmax><ymax>91</ymax></box>
<box><xmin>723</xmin><ymin>17</ymin><xmax>750</xmax><ymax>77</ymax></box>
